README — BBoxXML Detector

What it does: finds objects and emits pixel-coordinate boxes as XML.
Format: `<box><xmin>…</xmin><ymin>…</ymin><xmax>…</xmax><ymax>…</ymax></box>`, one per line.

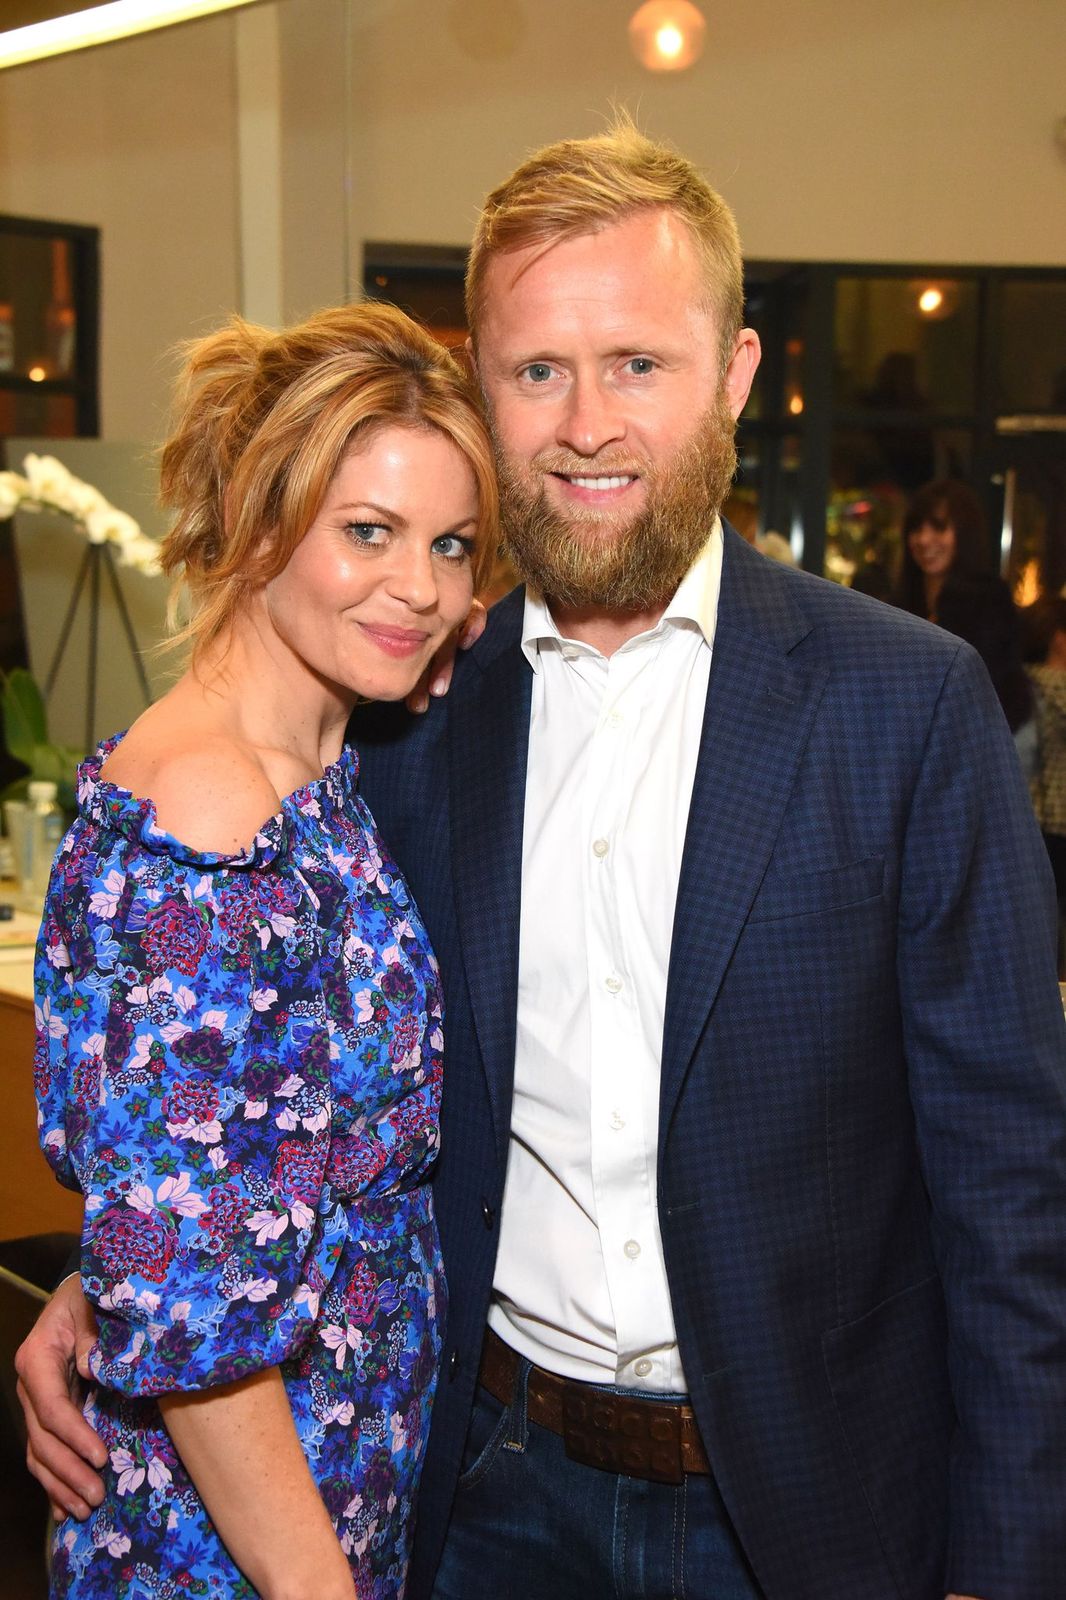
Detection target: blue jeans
<box><xmin>431</xmin><ymin>1359</ymin><xmax>766</xmax><ymax>1600</ymax></box>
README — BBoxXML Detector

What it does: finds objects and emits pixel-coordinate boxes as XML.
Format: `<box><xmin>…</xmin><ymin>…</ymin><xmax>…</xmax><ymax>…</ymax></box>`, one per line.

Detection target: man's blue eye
<box><xmin>525</xmin><ymin>363</ymin><xmax>553</xmax><ymax>383</ymax></box>
<box><xmin>627</xmin><ymin>357</ymin><xmax>655</xmax><ymax>375</ymax></box>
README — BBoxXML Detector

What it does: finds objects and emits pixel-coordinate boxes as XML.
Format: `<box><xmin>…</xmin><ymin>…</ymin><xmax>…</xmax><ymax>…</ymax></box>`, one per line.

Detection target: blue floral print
<box><xmin>34</xmin><ymin>735</ymin><xmax>446</xmax><ymax>1599</ymax></box>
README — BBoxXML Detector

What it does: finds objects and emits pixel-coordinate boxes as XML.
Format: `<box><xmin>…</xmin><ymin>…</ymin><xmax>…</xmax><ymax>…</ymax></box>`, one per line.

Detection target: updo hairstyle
<box><xmin>159</xmin><ymin>300</ymin><xmax>498</xmax><ymax>656</ymax></box>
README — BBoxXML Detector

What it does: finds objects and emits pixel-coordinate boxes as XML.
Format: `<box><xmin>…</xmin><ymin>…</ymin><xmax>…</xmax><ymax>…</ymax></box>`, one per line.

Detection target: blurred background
<box><xmin>2</xmin><ymin>1</ymin><xmax>1065</xmax><ymax>726</ymax></box>
<box><xmin>0</xmin><ymin>3</ymin><xmax>1065</xmax><ymax>1589</ymax></box>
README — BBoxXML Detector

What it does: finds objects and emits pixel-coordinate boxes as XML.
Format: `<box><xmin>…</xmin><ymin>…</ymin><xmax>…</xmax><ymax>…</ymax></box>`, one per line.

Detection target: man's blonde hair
<box><xmin>466</xmin><ymin>114</ymin><xmax>744</xmax><ymax>371</ymax></box>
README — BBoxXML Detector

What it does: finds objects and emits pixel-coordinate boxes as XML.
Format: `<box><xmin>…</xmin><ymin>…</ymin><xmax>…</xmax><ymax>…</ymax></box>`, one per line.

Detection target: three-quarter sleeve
<box><xmin>35</xmin><ymin>807</ymin><xmax>348</xmax><ymax>1396</ymax></box>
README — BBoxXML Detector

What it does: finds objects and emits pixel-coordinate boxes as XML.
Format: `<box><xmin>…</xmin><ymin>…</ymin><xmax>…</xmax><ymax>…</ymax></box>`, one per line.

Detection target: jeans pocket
<box><xmin>456</xmin><ymin>1387</ymin><xmax>513</xmax><ymax>1492</ymax></box>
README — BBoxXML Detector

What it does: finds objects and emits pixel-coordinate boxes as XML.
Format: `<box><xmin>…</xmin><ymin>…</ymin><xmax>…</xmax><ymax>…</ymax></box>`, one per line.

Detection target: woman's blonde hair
<box><xmin>466</xmin><ymin>114</ymin><xmax>744</xmax><ymax>372</ymax></box>
<box><xmin>159</xmin><ymin>300</ymin><xmax>497</xmax><ymax>657</ymax></box>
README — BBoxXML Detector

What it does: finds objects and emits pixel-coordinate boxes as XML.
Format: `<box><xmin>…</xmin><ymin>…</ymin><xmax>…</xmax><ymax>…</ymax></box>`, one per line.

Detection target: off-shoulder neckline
<box><xmin>77</xmin><ymin>732</ymin><xmax>359</xmax><ymax>868</ymax></box>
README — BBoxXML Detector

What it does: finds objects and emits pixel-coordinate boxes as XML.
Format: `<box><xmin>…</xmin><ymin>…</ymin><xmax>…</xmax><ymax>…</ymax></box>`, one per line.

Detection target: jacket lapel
<box><xmin>447</xmin><ymin>591</ymin><xmax>532</xmax><ymax>1162</ymax></box>
<box><xmin>659</xmin><ymin>535</ymin><xmax>829</xmax><ymax>1138</ymax></box>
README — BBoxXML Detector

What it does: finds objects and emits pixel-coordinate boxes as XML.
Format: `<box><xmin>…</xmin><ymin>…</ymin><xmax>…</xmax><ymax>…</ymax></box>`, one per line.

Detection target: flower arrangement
<box><xmin>0</xmin><ymin>452</ymin><xmax>162</xmax><ymax>576</ymax></box>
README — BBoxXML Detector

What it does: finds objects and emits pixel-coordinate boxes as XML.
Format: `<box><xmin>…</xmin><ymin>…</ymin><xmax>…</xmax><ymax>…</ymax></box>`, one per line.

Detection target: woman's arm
<box><xmin>33</xmin><ymin>758</ymin><xmax>358</xmax><ymax>1597</ymax></box>
<box><xmin>16</xmin><ymin>1293</ymin><xmax>353</xmax><ymax>1600</ymax></box>
<box><xmin>159</xmin><ymin>1368</ymin><xmax>356</xmax><ymax>1600</ymax></box>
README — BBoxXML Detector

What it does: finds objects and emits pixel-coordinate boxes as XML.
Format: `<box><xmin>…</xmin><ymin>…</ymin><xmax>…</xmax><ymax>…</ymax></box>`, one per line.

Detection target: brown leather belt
<box><xmin>478</xmin><ymin>1327</ymin><xmax>710</xmax><ymax>1486</ymax></box>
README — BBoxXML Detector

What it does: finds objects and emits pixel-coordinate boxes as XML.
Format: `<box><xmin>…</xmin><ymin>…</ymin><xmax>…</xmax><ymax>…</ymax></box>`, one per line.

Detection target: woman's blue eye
<box><xmin>523</xmin><ymin>363</ymin><xmax>554</xmax><ymax>383</ymax></box>
<box><xmin>346</xmin><ymin>522</ymin><xmax>386</xmax><ymax>543</ymax></box>
<box><xmin>433</xmin><ymin>534</ymin><xmax>474</xmax><ymax>561</ymax></box>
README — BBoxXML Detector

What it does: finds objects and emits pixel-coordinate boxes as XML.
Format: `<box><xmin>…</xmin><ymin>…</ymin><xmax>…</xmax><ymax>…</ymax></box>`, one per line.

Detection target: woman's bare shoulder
<box><xmin>101</xmin><ymin>725</ymin><xmax>282</xmax><ymax>855</ymax></box>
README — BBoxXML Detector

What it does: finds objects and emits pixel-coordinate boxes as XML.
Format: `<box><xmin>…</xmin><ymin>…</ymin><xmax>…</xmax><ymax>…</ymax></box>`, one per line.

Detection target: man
<box><xmin>18</xmin><ymin>123</ymin><xmax>1066</xmax><ymax>1600</ymax></box>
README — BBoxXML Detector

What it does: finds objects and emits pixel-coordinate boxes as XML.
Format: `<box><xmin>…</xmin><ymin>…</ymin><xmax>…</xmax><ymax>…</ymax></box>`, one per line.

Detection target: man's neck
<box><xmin>546</xmin><ymin>601</ymin><xmax>668</xmax><ymax>658</ymax></box>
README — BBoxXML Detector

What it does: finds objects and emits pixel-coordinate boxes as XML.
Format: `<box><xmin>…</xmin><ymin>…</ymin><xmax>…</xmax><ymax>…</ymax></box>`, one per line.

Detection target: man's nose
<box><xmin>556</xmin><ymin>374</ymin><xmax>625</xmax><ymax>457</ymax></box>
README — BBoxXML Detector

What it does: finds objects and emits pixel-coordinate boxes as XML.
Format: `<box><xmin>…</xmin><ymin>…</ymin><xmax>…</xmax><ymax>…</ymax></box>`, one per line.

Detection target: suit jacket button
<box><xmin>481</xmin><ymin>1200</ymin><xmax>496</xmax><ymax>1229</ymax></box>
<box><xmin>448</xmin><ymin>1348</ymin><xmax>460</xmax><ymax>1381</ymax></box>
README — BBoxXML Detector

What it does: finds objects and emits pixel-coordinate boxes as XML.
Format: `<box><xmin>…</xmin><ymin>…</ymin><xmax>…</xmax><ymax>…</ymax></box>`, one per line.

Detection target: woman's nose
<box><xmin>387</xmin><ymin>544</ymin><xmax>439</xmax><ymax>611</ymax></box>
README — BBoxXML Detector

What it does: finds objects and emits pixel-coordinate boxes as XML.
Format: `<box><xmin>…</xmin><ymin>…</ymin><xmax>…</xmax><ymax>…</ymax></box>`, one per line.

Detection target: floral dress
<box><xmin>34</xmin><ymin>736</ymin><xmax>446</xmax><ymax>1600</ymax></box>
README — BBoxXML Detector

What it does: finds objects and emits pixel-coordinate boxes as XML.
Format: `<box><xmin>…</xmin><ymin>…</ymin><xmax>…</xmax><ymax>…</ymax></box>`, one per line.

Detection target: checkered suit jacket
<box><xmin>352</xmin><ymin>526</ymin><xmax>1066</xmax><ymax>1600</ymax></box>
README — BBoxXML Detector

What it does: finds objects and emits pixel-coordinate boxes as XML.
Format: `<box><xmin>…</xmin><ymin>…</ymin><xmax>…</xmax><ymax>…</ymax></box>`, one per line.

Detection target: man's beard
<box><xmin>494</xmin><ymin>394</ymin><xmax>738</xmax><ymax>613</ymax></box>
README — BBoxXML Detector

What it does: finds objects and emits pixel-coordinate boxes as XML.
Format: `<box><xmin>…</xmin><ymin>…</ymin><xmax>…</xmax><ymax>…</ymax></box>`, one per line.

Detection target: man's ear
<box><xmin>723</xmin><ymin>328</ymin><xmax>761</xmax><ymax>420</ymax></box>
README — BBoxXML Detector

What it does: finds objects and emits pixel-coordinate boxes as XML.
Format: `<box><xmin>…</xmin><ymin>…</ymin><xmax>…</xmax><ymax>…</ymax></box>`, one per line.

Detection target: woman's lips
<box><xmin>357</xmin><ymin>622</ymin><xmax>431</xmax><ymax>658</ymax></box>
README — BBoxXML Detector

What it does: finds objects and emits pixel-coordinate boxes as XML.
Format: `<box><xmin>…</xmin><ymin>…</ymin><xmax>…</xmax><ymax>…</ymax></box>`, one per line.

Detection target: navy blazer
<box><xmin>353</xmin><ymin>528</ymin><xmax>1066</xmax><ymax>1600</ymax></box>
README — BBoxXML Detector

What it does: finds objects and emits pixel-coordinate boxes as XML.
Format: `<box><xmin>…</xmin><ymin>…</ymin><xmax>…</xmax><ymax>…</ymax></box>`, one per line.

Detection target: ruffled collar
<box><xmin>77</xmin><ymin>732</ymin><xmax>360</xmax><ymax>869</ymax></box>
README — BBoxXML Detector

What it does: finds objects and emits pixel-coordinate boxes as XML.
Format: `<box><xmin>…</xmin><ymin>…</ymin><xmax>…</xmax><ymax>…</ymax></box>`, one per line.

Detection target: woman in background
<box><xmin>895</xmin><ymin>478</ymin><xmax>1032</xmax><ymax>735</ymax></box>
<box><xmin>33</xmin><ymin>301</ymin><xmax>495</xmax><ymax>1599</ymax></box>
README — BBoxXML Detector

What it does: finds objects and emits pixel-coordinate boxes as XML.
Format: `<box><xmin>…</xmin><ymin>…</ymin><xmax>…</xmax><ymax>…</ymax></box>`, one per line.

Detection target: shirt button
<box><xmin>624</xmin><ymin>1239</ymin><xmax>641</xmax><ymax>1259</ymax></box>
<box><xmin>592</xmin><ymin>838</ymin><xmax>609</xmax><ymax>858</ymax></box>
<box><xmin>634</xmin><ymin>1358</ymin><xmax>653</xmax><ymax>1378</ymax></box>
<box><xmin>605</xmin><ymin>975</ymin><xmax>623</xmax><ymax>994</ymax></box>
<box><xmin>607</xmin><ymin>711</ymin><xmax>623</xmax><ymax>728</ymax></box>
<box><xmin>609</xmin><ymin>1110</ymin><xmax>625</xmax><ymax>1130</ymax></box>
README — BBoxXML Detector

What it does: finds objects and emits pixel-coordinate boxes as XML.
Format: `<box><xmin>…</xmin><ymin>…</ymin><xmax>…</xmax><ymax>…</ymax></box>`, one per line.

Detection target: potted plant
<box><xmin>0</xmin><ymin>666</ymin><xmax>82</xmax><ymax>815</ymax></box>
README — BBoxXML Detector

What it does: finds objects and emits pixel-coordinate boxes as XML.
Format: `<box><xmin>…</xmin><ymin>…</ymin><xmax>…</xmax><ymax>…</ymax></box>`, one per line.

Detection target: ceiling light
<box><xmin>628</xmin><ymin>1</ymin><xmax>706</xmax><ymax>72</ymax></box>
<box><xmin>0</xmin><ymin>0</ymin><xmax>264</xmax><ymax>71</ymax></box>
<box><xmin>911</xmin><ymin>280</ymin><xmax>959</xmax><ymax>321</ymax></box>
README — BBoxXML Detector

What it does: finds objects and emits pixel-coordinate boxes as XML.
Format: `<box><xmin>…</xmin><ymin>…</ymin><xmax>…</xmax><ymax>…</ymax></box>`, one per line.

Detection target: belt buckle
<box><xmin>561</xmin><ymin>1385</ymin><xmax>684</xmax><ymax>1485</ymax></box>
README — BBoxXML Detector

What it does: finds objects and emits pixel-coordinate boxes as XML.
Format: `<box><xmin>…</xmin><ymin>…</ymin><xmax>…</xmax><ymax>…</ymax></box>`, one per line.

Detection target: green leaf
<box><xmin>0</xmin><ymin>668</ymin><xmax>48</xmax><ymax>766</ymax></box>
<box><xmin>23</xmin><ymin>741</ymin><xmax>80</xmax><ymax>812</ymax></box>
<box><xmin>0</xmin><ymin>670</ymin><xmax>83</xmax><ymax>814</ymax></box>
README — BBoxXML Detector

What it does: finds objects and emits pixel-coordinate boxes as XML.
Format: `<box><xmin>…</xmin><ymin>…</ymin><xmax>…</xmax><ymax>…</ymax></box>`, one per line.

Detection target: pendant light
<box><xmin>628</xmin><ymin>0</ymin><xmax>706</xmax><ymax>72</ymax></box>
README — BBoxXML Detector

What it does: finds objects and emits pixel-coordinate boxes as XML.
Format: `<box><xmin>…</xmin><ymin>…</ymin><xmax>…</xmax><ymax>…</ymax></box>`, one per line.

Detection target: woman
<box><xmin>33</xmin><ymin>301</ymin><xmax>496</xmax><ymax>1599</ymax></box>
<box><xmin>895</xmin><ymin>478</ymin><xmax>1032</xmax><ymax>734</ymax></box>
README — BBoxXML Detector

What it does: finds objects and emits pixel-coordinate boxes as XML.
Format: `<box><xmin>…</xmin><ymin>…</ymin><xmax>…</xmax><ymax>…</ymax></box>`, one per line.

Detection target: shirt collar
<box><xmin>520</xmin><ymin>518</ymin><xmax>723</xmax><ymax>672</ymax></box>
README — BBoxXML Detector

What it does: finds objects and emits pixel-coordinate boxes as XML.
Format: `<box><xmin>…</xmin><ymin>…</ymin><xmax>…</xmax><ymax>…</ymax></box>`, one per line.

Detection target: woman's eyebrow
<box><xmin>333</xmin><ymin>500</ymin><xmax>405</xmax><ymax>525</ymax></box>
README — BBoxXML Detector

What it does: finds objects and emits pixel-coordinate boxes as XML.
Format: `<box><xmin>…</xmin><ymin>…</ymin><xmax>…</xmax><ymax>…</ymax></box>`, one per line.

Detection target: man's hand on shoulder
<box><xmin>405</xmin><ymin>598</ymin><xmax>487</xmax><ymax>713</ymax></box>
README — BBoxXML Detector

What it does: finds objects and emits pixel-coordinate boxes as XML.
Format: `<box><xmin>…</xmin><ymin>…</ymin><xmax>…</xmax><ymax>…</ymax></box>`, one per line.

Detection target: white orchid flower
<box><xmin>10</xmin><ymin>453</ymin><xmax>163</xmax><ymax>574</ymax></box>
<box><xmin>119</xmin><ymin>534</ymin><xmax>163</xmax><ymax>574</ymax></box>
<box><xmin>0</xmin><ymin>470</ymin><xmax>29</xmax><ymax>518</ymax></box>
<box><xmin>24</xmin><ymin>452</ymin><xmax>76</xmax><ymax>509</ymax></box>
<box><xmin>86</xmin><ymin>506</ymin><xmax>140</xmax><ymax>546</ymax></box>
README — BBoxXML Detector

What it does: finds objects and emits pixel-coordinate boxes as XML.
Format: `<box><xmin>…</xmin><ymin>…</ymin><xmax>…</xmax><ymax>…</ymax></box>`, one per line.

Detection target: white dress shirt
<box><xmin>487</xmin><ymin>525</ymin><xmax>723</xmax><ymax>1392</ymax></box>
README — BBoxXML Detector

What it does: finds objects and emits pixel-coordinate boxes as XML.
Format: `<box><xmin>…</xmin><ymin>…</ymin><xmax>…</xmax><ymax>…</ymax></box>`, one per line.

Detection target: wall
<box><xmin>0</xmin><ymin>0</ymin><xmax>1063</xmax><ymax>451</ymax></box>
<box><xmin>349</xmin><ymin>0</ymin><xmax>1066</xmax><ymax>267</ymax></box>
<box><xmin>0</xmin><ymin>1</ymin><xmax>353</xmax><ymax>441</ymax></box>
<box><xmin>0</xmin><ymin>15</ymin><xmax>241</xmax><ymax>442</ymax></box>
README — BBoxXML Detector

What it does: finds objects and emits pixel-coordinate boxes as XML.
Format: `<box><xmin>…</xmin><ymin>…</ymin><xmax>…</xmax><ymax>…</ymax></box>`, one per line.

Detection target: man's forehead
<box><xmin>478</xmin><ymin>208</ymin><xmax>704</xmax><ymax>323</ymax></box>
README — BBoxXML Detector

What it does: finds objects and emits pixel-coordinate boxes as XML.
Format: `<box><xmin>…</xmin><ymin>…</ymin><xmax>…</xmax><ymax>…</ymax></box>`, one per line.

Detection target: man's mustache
<box><xmin>529</xmin><ymin>451</ymin><xmax>648</xmax><ymax>479</ymax></box>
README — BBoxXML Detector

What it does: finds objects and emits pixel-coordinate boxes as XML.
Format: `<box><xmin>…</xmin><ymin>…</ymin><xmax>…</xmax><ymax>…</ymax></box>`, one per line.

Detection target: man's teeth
<box><xmin>565</xmin><ymin>475</ymin><xmax>633</xmax><ymax>490</ymax></box>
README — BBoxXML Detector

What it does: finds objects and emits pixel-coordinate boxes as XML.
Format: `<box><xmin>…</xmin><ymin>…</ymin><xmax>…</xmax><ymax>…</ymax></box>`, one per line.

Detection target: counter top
<box><xmin>0</xmin><ymin>943</ymin><xmax>34</xmax><ymax>1004</ymax></box>
<box><xmin>0</xmin><ymin>897</ymin><xmax>40</xmax><ymax>1009</ymax></box>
